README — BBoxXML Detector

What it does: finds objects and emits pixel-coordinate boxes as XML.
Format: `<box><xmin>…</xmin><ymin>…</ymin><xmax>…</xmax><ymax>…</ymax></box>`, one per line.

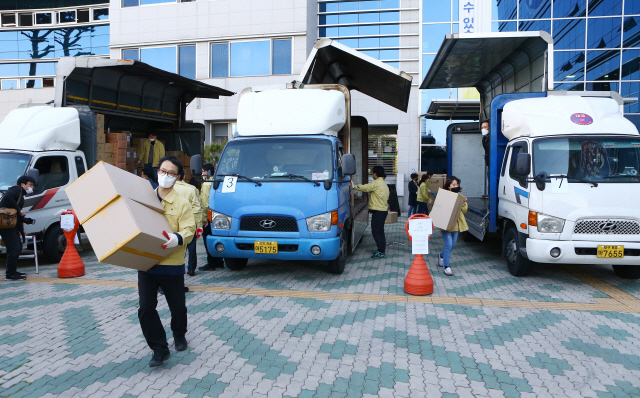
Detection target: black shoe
<box><xmin>184</xmin><ymin>286</ymin><xmax>189</xmax><ymax>293</ymax></box>
<box><xmin>198</xmin><ymin>265</ymin><xmax>217</xmax><ymax>271</ymax></box>
<box><xmin>5</xmin><ymin>274</ymin><xmax>26</xmax><ymax>281</ymax></box>
<box><xmin>174</xmin><ymin>336</ymin><xmax>187</xmax><ymax>351</ymax></box>
<box><xmin>149</xmin><ymin>350</ymin><xmax>170</xmax><ymax>367</ymax></box>
<box><xmin>16</xmin><ymin>272</ymin><xmax>26</xmax><ymax>276</ymax></box>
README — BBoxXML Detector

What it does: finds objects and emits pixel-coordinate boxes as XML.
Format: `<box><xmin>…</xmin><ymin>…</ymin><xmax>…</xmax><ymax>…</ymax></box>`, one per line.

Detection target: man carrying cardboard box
<box><xmin>139</xmin><ymin>132</ymin><xmax>165</xmax><ymax>178</ymax></box>
<box><xmin>139</xmin><ymin>156</ymin><xmax>195</xmax><ymax>367</ymax></box>
<box><xmin>173</xmin><ymin>167</ymin><xmax>203</xmax><ymax>276</ymax></box>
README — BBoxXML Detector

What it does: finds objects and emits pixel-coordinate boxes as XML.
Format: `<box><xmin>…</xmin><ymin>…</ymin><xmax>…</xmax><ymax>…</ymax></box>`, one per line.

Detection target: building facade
<box><xmin>1</xmin><ymin>0</ymin><xmax>638</xmax><ymax>210</ymax></box>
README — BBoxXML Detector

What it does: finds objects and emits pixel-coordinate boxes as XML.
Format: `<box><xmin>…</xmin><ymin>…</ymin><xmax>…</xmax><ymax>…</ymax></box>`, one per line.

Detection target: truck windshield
<box><xmin>533</xmin><ymin>136</ymin><xmax>640</xmax><ymax>183</ymax></box>
<box><xmin>0</xmin><ymin>153</ymin><xmax>31</xmax><ymax>191</ymax></box>
<box><xmin>216</xmin><ymin>139</ymin><xmax>333</xmax><ymax>182</ymax></box>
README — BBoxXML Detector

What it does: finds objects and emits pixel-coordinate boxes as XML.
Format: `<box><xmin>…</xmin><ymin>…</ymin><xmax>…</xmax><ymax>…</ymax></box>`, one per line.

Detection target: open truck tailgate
<box><xmin>299</xmin><ymin>38</ymin><xmax>413</xmax><ymax>113</ymax></box>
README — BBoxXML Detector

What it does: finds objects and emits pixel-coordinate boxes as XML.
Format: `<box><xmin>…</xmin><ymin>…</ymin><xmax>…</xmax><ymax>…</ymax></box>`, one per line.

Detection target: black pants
<box><xmin>416</xmin><ymin>201</ymin><xmax>429</xmax><ymax>215</ymax></box>
<box><xmin>370</xmin><ymin>210</ymin><xmax>388</xmax><ymax>253</ymax></box>
<box><xmin>0</xmin><ymin>227</ymin><xmax>20</xmax><ymax>277</ymax></box>
<box><xmin>202</xmin><ymin>224</ymin><xmax>224</xmax><ymax>267</ymax></box>
<box><xmin>187</xmin><ymin>238</ymin><xmax>197</xmax><ymax>272</ymax></box>
<box><xmin>138</xmin><ymin>271</ymin><xmax>187</xmax><ymax>352</ymax></box>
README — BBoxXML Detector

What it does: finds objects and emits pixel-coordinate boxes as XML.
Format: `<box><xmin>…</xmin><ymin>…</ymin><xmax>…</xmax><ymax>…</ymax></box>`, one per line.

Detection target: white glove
<box><xmin>162</xmin><ymin>231</ymin><xmax>179</xmax><ymax>249</ymax></box>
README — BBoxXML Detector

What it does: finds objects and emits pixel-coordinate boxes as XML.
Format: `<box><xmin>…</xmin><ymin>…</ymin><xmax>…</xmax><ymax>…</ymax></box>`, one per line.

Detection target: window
<box><xmin>122</xmin><ymin>48</ymin><xmax>140</xmax><ymax>61</ymax></box>
<box><xmin>586</xmin><ymin>50</ymin><xmax>620</xmax><ymax>81</ymax></box>
<box><xmin>22</xmin><ymin>78</ymin><xmax>42</xmax><ymax>88</ymax></box>
<box><xmin>75</xmin><ymin>157</ymin><xmax>86</xmax><ymax>177</ymax></box>
<box><xmin>18</xmin><ymin>13</ymin><xmax>32</xmax><ymax>27</ymax></box>
<box><xmin>337</xmin><ymin>145</ymin><xmax>344</xmax><ymax>180</ymax></box>
<box><xmin>0</xmin><ymin>62</ymin><xmax>56</xmax><ymax>78</ymax></box>
<box><xmin>509</xmin><ymin>142</ymin><xmax>529</xmax><ymax>187</ymax></box>
<box><xmin>178</xmin><ymin>45</ymin><xmax>196</xmax><ymax>79</ymax></box>
<box><xmin>1</xmin><ymin>13</ymin><xmax>16</xmax><ymax>27</ymax></box>
<box><xmin>423</xmin><ymin>24</ymin><xmax>451</xmax><ymax>53</ymax></box>
<box><xmin>211</xmin><ymin>43</ymin><xmax>228</xmax><ymax>78</ymax></box>
<box><xmin>501</xmin><ymin>145</ymin><xmax>511</xmax><ymax>177</ymax></box>
<box><xmin>77</xmin><ymin>9</ymin><xmax>90</xmax><ymax>23</ymax></box>
<box><xmin>211</xmin><ymin>123</ymin><xmax>229</xmax><ymax>144</ymax></box>
<box><xmin>1</xmin><ymin>79</ymin><xmax>18</xmax><ymax>90</ymax></box>
<box><xmin>231</xmin><ymin>40</ymin><xmax>270</xmax><ymax>76</ymax></box>
<box><xmin>141</xmin><ymin>47</ymin><xmax>177</xmax><ymax>73</ymax></box>
<box><xmin>32</xmin><ymin>156</ymin><xmax>70</xmax><ymax>195</ymax></box>
<box><xmin>123</xmin><ymin>0</ymin><xmax>139</xmax><ymax>6</ymax></box>
<box><xmin>553</xmin><ymin>19</ymin><xmax>585</xmax><ymax>50</ymax></box>
<box><xmin>35</xmin><ymin>12</ymin><xmax>52</xmax><ymax>25</ymax></box>
<box><xmin>587</xmin><ymin>17</ymin><xmax>621</xmax><ymax>49</ymax></box>
<box><xmin>519</xmin><ymin>0</ymin><xmax>550</xmax><ymax>19</ymax></box>
<box><xmin>272</xmin><ymin>39</ymin><xmax>292</xmax><ymax>75</ymax></box>
<box><xmin>93</xmin><ymin>8</ymin><xmax>109</xmax><ymax>21</ymax></box>
<box><xmin>368</xmin><ymin>134</ymin><xmax>397</xmax><ymax>177</ymax></box>
<box><xmin>58</xmin><ymin>10</ymin><xmax>75</xmax><ymax>24</ymax></box>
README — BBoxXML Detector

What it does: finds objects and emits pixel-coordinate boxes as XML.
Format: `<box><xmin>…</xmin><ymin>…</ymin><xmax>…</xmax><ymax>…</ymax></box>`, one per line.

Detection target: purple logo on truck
<box><xmin>571</xmin><ymin>113</ymin><xmax>593</xmax><ymax>125</ymax></box>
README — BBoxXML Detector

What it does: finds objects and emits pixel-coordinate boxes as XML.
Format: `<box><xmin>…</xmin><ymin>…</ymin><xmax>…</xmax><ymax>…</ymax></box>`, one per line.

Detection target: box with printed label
<box><xmin>429</xmin><ymin>189</ymin><xmax>465</xmax><ymax>232</ymax></box>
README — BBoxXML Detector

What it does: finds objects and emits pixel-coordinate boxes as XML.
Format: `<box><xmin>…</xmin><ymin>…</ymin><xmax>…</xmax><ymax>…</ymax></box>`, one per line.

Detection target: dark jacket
<box><xmin>482</xmin><ymin>134</ymin><xmax>490</xmax><ymax>166</ymax></box>
<box><xmin>147</xmin><ymin>179</ymin><xmax>159</xmax><ymax>190</ymax></box>
<box><xmin>408</xmin><ymin>180</ymin><xmax>418</xmax><ymax>207</ymax></box>
<box><xmin>0</xmin><ymin>186</ymin><xmax>26</xmax><ymax>227</ymax></box>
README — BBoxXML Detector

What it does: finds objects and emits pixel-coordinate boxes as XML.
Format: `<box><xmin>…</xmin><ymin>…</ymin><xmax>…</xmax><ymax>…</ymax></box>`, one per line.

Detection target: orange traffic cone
<box><xmin>58</xmin><ymin>210</ymin><xmax>85</xmax><ymax>278</ymax></box>
<box><xmin>404</xmin><ymin>214</ymin><xmax>434</xmax><ymax>296</ymax></box>
<box><xmin>404</xmin><ymin>254</ymin><xmax>433</xmax><ymax>295</ymax></box>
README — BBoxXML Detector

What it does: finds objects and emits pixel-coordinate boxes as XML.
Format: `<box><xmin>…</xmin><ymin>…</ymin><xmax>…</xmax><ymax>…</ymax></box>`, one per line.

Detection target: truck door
<box><xmin>499</xmin><ymin>141</ymin><xmax>530</xmax><ymax>232</ymax></box>
<box><xmin>24</xmin><ymin>153</ymin><xmax>73</xmax><ymax>216</ymax></box>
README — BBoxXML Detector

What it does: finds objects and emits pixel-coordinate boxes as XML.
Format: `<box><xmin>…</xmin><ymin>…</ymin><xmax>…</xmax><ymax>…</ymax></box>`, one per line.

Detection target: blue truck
<box><xmin>204</xmin><ymin>39</ymin><xmax>412</xmax><ymax>274</ymax></box>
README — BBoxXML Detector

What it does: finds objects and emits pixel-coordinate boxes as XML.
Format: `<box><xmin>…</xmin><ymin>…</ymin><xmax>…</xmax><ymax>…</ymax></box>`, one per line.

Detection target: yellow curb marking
<box><xmin>7</xmin><ymin>275</ymin><xmax>640</xmax><ymax>313</ymax></box>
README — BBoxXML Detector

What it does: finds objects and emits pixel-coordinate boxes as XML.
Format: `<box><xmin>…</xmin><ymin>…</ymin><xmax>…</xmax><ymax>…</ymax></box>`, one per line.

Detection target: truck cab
<box><xmin>206</xmin><ymin>39</ymin><xmax>412</xmax><ymax>274</ymax></box>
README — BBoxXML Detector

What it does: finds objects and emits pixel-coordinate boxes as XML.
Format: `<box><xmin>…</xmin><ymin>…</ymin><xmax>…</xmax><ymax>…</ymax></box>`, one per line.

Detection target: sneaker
<box><xmin>149</xmin><ymin>350</ymin><xmax>170</xmax><ymax>367</ymax></box>
<box><xmin>444</xmin><ymin>266</ymin><xmax>453</xmax><ymax>276</ymax></box>
<box><xmin>174</xmin><ymin>335</ymin><xmax>187</xmax><ymax>351</ymax></box>
<box><xmin>438</xmin><ymin>253</ymin><xmax>444</xmax><ymax>267</ymax></box>
<box><xmin>5</xmin><ymin>274</ymin><xmax>26</xmax><ymax>281</ymax></box>
<box><xmin>371</xmin><ymin>252</ymin><xmax>387</xmax><ymax>259</ymax></box>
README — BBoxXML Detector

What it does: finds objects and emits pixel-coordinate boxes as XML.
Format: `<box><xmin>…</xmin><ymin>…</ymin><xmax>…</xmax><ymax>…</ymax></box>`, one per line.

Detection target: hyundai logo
<box><xmin>599</xmin><ymin>222</ymin><xmax>617</xmax><ymax>232</ymax></box>
<box><xmin>260</xmin><ymin>219</ymin><xmax>276</xmax><ymax>229</ymax></box>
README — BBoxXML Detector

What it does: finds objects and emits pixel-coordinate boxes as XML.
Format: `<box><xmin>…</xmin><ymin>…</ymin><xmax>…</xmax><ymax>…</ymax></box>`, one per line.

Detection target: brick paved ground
<box><xmin>1</xmin><ymin>217</ymin><xmax>640</xmax><ymax>397</ymax></box>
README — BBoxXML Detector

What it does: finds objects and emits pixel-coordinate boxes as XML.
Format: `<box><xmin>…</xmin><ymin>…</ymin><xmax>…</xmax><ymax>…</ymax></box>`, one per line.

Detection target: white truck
<box><xmin>422</xmin><ymin>32</ymin><xmax>640</xmax><ymax>278</ymax></box>
<box><xmin>0</xmin><ymin>57</ymin><xmax>231</xmax><ymax>262</ymax></box>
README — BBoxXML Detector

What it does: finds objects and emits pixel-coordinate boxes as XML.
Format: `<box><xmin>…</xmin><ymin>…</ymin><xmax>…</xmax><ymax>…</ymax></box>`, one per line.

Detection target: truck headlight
<box><xmin>537</xmin><ymin>214</ymin><xmax>565</xmax><ymax>233</ymax></box>
<box><xmin>211</xmin><ymin>211</ymin><xmax>231</xmax><ymax>230</ymax></box>
<box><xmin>306</xmin><ymin>211</ymin><xmax>338</xmax><ymax>232</ymax></box>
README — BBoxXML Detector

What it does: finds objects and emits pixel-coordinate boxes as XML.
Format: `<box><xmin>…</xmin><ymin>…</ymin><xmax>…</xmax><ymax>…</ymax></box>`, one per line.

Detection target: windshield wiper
<box><xmin>269</xmin><ymin>173</ymin><xmax>320</xmax><ymax>186</ymax></box>
<box><xmin>217</xmin><ymin>174</ymin><xmax>262</xmax><ymax>186</ymax></box>
<box><xmin>549</xmin><ymin>174</ymin><xmax>598</xmax><ymax>187</ymax></box>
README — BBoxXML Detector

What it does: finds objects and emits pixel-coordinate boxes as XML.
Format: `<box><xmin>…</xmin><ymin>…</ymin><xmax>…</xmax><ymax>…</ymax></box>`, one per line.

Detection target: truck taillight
<box><xmin>528</xmin><ymin>211</ymin><xmax>537</xmax><ymax>226</ymax></box>
<box><xmin>331</xmin><ymin>210</ymin><xmax>339</xmax><ymax>226</ymax></box>
<box><xmin>208</xmin><ymin>209</ymin><xmax>212</xmax><ymax>223</ymax></box>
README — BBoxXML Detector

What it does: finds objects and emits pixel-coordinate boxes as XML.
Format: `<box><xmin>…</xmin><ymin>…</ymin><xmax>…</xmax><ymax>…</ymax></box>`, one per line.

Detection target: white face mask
<box><xmin>157</xmin><ymin>173</ymin><xmax>177</xmax><ymax>188</ymax></box>
<box><xmin>481</xmin><ymin>129</ymin><xmax>489</xmax><ymax>136</ymax></box>
<box><xmin>26</xmin><ymin>187</ymin><xmax>33</xmax><ymax>195</ymax></box>
<box><xmin>150</xmin><ymin>138</ymin><xmax>156</xmax><ymax>142</ymax></box>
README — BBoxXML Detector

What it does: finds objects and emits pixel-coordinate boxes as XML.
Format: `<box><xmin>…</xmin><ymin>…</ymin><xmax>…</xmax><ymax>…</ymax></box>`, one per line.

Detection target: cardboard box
<box><xmin>82</xmin><ymin>196</ymin><xmax>174</xmax><ymax>271</ymax></box>
<box><xmin>96</xmin><ymin>130</ymin><xmax>105</xmax><ymax>144</ymax></box>
<box><xmin>97</xmin><ymin>143</ymin><xmax>105</xmax><ymax>153</ymax></box>
<box><xmin>65</xmin><ymin>161</ymin><xmax>164</xmax><ymax>224</ymax></box>
<box><xmin>385</xmin><ymin>211</ymin><xmax>398</xmax><ymax>224</ymax></box>
<box><xmin>103</xmin><ymin>143</ymin><xmax>113</xmax><ymax>153</ymax></box>
<box><xmin>430</xmin><ymin>189</ymin><xmax>465</xmax><ymax>232</ymax></box>
<box><xmin>96</xmin><ymin>113</ymin><xmax>104</xmax><ymax>125</ymax></box>
<box><xmin>97</xmin><ymin>152</ymin><xmax>113</xmax><ymax>163</ymax></box>
<box><xmin>114</xmin><ymin>147</ymin><xmax>126</xmax><ymax>157</ymax></box>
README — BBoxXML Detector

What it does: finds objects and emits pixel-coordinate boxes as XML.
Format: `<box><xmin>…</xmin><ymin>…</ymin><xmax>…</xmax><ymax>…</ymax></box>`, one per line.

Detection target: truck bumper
<box><xmin>206</xmin><ymin>236</ymin><xmax>341</xmax><ymax>261</ymax></box>
<box><xmin>526</xmin><ymin>239</ymin><xmax>640</xmax><ymax>265</ymax></box>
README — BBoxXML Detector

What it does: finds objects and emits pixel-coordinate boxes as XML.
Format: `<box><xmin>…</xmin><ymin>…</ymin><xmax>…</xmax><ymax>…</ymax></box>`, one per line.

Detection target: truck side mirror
<box><xmin>342</xmin><ymin>154</ymin><xmax>356</xmax><ymax>175</ymax></box>
<box><xmin>190</xmin><ymin>154</ymin><xmax>202</xmax><ymax>177</ymax></box>
<box><xmin>534</xmin><ymin>172</ymin><xmax>547</xmax><ymax>191</ymax></box>
<box><xmin>213</xmin><ymin>180</ymin><xmax>220</xmax><ymax>190</ymax></box>
<box><xmin>27</xmin><ymin>169</ymin><xmax>39</xmax><ymax>185</ymax></box>
<box><xmin>515</xmin><ymin>153</ymin><xmax>531</xmax><ymax>176</ymax></box>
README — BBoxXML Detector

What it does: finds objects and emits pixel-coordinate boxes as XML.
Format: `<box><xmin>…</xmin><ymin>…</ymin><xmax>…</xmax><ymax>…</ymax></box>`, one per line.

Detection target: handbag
<box><xmin>0</xmin><ymin>190</ymin><xmax>22</xmax><ymax>229</ymax></box>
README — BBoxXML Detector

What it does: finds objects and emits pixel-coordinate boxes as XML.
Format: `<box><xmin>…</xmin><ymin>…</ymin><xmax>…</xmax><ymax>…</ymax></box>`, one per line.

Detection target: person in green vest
<box><xmin>354</xmin><ymin>166</ymin><xmax>390</xmax><ymax>259</ymax></box>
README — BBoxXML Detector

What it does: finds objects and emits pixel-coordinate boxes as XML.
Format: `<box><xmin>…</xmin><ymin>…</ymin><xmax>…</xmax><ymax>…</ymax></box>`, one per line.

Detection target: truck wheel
<box><xmin>328</xmin><ymin>234</ymin><xmax>347</xmax><ymax>274</ymax></box>
<box><xmin>225</xmin><ymin>258</ymin><xmax>248</xmax><ymax>271</ymax></box>
<box><xmin>503</xmin><ymin>227</ymin><xmax>532</xmax><ymax>276</ymax></box>
<box><xmin>612</xmin><ymin>265</ymin><xmax>640</xmax><ymax>279</ymax></box>
<box><xmin>43</xmin><ymin>224</ymin><xmax>65</xmax><ymax>263</ymax></box>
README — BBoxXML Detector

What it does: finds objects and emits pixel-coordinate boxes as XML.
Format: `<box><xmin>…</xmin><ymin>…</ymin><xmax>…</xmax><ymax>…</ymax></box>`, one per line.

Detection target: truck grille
<box><xmin>573</xmin><ymin>219</ymin><xmax>640</xmax><ymax>235</ymax></box>
<box><xmin>239</xmin><ymin>216</ymin><xmax>299</xmax><ymax>232</ymax></box>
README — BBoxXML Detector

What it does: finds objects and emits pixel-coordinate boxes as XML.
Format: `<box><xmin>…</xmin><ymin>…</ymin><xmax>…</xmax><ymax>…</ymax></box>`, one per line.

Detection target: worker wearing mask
<box><xmin>354</xmin><ymin>166</ymin><xmax>390</xmax><ymax>259</ymax></box>
<box><xmin>0</xmin><ymin>176</ymin><xmax>35</xmax><ymax>281</ymax></box>
<box><xmin>437</xmin><ymin>176</ymin><xmax>468</xmax><ymax>276</ymax></box>
<box><xmin>139</xmin><ymin>133</ymin><xmax>165</xmax><ymax>178</ymax></box>
<box><xmin>173</xmin><ymin>166</ymin><xmax>202</xmax><ymax>276</ymax></box>
<box><xmin>199</xmin><ymin>163</ymin><xmax>224</xmax><ymax>271</ymax></box>
<box><xmin>138</xmin><ymin>156</ymin><xmax>195</xmax><ymax>367</ymax></box>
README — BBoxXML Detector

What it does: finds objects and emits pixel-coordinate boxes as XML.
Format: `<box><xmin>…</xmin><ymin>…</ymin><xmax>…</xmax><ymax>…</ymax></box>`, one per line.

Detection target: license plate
<box><xmin>597</xmin><ymin>245</ymin><xmax>624</xmax><ymax>258</ymax></box>
<box><xmin>254</xmin><ymin>241</ymin><xmax>278</xmax><ymax>254</ymax></box>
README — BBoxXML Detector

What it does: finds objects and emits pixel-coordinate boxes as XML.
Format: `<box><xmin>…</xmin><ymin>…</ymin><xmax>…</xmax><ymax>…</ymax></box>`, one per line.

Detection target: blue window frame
<box><xmin>211</xmin><ymin>43</ymin><xmax>228</xmax><ymax>78</ymax></box>
<box><xmin>587</xmin><ymin>17</ymin><xmax>622</xmax><ymax>49</ymax></box>
<box><xmin>553</xmin><ymin>0</ymin><xmax>586</xmax><ymax>17</ymax></box>
<box><xmin>518</xmin><ymin>0</ymin><xmax>550</xmax><ymax>19</ymax></box>
<box><xmin>553</xmin><ymin>19</ymin><xmax>585</xmax><ymax>50</ymax></box>
<box><xmin>587</xmin><ymin>0</ymin><xmax>622</xmax><ymax>17</ymax></box>
<box><xmin>624</xmin><ymin>17</ymin><xmax>640</xmax><ymax>48</ymax></box>
<box><xmin>626</xmin><ymin>0</ymin><xmax>640</xmax><ymax>15</ymax></box>
<box><xmin>554</xmin><ymin>51</ymin><xmax>585</xmax><ymax>81</ymax></box>
<box><xmin>141</xmin><ymin>47</ymin><xmax>176</xmax><ymax>74</ymax></box>
<box><xmin>493</xmin><ymin>0</ymin><xmax>517</xmax><ymax>20</ymax></box>
<box><xmin>230</xmin><ymin>40</ymin><xmax>270</xmax><ymax>77</ymax></box>
<box><xmin>178</xmin><ymin>45</ymin><xmax>196</xmax><ymax>79</ymax></box>
<box><xmin>622</xmin><ymin>49</ymin><xmax>640</xmax><ymax>80</ymax></box>
<box><xmin>586</xmin><ymin>50</ymin><xmax>620</xmax><ymax>81</ymax></box>
<box><xmin>272</xmin><ymin>39</ymin><xmax>292</xmax><ymax>75</ymax></box>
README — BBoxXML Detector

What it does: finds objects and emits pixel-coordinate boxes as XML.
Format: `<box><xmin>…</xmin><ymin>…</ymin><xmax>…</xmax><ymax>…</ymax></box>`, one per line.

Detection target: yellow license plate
<box><xmin>254</xmin><ymin>241</ymin><xmax>278</xmax><ymax>254</ymax></box>
<box><xmin>597</xmin><ymin>245</ymin><xmax>624</xmax><ymax>258</ymax></box>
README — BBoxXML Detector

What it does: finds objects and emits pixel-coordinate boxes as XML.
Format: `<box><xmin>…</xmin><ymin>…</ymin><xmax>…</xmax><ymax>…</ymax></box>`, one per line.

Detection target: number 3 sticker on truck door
<box><xmin>221</xmin><ymin>176</ymin><xmax>238</xmax><ymax>193</ymax></box>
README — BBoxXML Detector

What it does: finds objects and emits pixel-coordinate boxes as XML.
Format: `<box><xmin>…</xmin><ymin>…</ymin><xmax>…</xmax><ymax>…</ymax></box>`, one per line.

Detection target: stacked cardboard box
<box><xmin>65</xmin><ymin>161</ymin><xmax>176</xmax><ymax>271</ymax></box>
<box><xmin>106</xmin><ymin>131</ymin><xmax>130</xmax><ymax>170</ymax></box>
<box><xmin>96</xmin><ymin>114</ymin><xmax>105</xmax><ymax>144</ymax></box>
<box><xmin>165</xmin><ymin>151</ymin><xmax>192</xmax><ymax>178</ymax></box>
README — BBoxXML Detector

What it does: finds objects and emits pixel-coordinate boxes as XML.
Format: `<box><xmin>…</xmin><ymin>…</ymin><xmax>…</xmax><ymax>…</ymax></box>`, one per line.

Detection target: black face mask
<box><xmin>450</xmin><ymin>187</ymin><xmax>461</xmax><ymax>193</ymax></box>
